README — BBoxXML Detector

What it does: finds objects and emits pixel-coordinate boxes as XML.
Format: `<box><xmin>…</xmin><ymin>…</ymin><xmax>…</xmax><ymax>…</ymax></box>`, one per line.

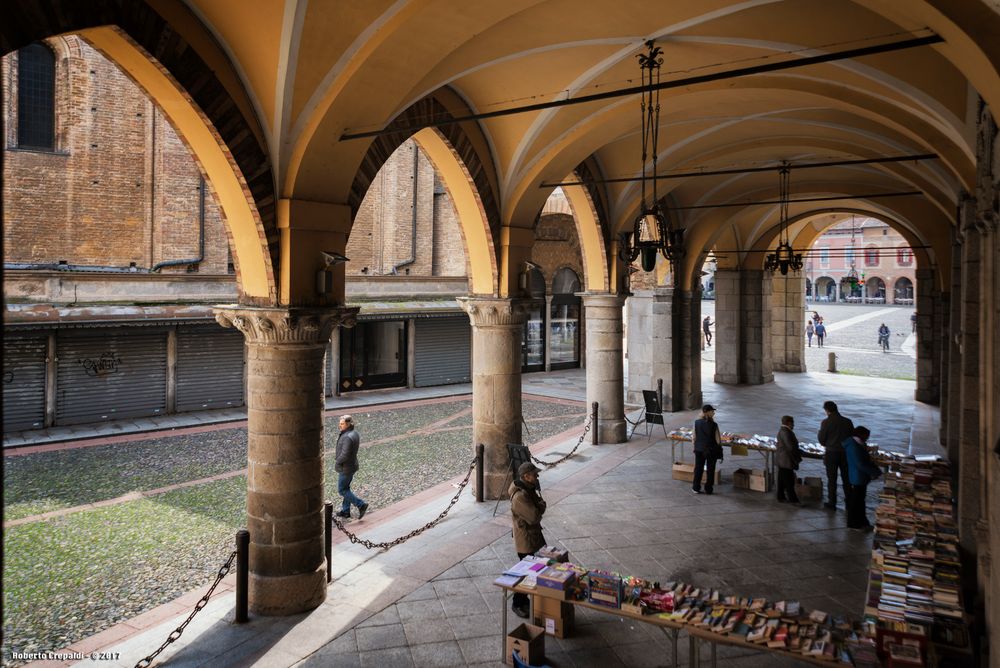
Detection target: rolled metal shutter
<box><xmin>414</xmin><ymin>317</ymin><xmax>471</xmax><ymax>387</ymax></box>
<box><xmin>3</xmin><ymin>335</ymin><xmax>47</xmax><ymax>432</ymax></box>
<box><xmin>176</xmin><ymin>325</ymin><xmax>245</xmax><ymax>412</ymax></box>
<box><xmin>56</xmin><ymin>329</ymin><xmax>167</xmax><ymax>425</ymax></box>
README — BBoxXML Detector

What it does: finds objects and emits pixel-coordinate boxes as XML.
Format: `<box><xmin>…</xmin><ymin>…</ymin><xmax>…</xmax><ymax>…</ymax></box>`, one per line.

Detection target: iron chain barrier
<box><xmin>135</xmin><ymin>549</ymin><xmax>237</xmax><ymax>668</ymax></box>
<box><xmin>529</xmin><ymin>413</ymin><xmax>592</xmax><ymax>469</ymax></box>
<box><xmin>331</xmin><ymin>456</ymin><xmax>478</xmax><ymax>550</ymax></box>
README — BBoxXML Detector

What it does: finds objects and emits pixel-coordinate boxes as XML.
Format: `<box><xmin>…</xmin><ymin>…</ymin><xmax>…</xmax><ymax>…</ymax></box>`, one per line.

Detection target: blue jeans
<box><xmin>338</xmin><ymin>471</ymin><xmax>365</xmax><ymax>514</ymax></box>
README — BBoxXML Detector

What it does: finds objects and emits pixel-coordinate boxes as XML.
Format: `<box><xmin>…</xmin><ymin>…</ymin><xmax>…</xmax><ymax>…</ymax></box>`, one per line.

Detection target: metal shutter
<box><xmin>176</xmin><ymin>325</ymin><xmax>245</xmax><ymax>412</ymax></box>
<box><xmin>414</xmin><ymin>317</ymin><xmax>471</xmax><ymax>387</ymax></box>
<box><xmin>3</xmin><ymin>335</ymin><xmax>47</xmax><ymax>432</ymax></box>
<box><xmin>56</xmin><ymin>329</ymin><xmax>167</xmax><ymax>425</ymax></box>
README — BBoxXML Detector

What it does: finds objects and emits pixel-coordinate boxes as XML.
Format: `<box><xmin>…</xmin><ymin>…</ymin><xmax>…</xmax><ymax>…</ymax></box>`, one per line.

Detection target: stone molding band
<box><xmin>214</xmin><ymin>305</ymin><xmax>359</xmax><ymax>344</ymax></box>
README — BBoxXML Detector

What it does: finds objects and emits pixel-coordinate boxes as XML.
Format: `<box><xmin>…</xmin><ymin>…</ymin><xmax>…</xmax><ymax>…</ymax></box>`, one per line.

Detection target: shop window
<box><xmin>17</xmin><ymin>43</ymin><xmax>56</xmax><ymax>150</ymax></box>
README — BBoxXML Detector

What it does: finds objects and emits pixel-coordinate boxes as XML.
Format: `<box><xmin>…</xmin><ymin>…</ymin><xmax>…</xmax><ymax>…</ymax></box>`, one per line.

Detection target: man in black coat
<box><xmin>692</xmin><ymin>404</ymin><xmax>723</xmax><ymax>495</ymax></box>
<box><xmin>817</xmin><ymin>401</ymin><xmax>854</xmax><ymax>510</ymax></box>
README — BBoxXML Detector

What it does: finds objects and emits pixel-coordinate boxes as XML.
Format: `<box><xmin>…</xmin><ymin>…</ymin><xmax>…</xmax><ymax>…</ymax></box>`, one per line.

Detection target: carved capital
<box><xmin>578</xmin><ymin>292</ymin><xmax>627</xmax><ymax>309</ymax></box>
<box><xmin>213</xmin><ymin>305</ymin><xmax>359</xmax><ymax>344</ymax></box>
<box><xmin>457</xmin><ymin>297</ymin><xmax>528</xmax><ymax>327</ymax></box>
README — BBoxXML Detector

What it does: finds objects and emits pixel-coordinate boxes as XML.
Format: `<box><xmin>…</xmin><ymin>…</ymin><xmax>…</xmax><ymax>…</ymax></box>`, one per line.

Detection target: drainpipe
<box><xmin>151</xmin><ymin>175</ymin><xmax>206</xmax><ymax>272</ymax></box>
<box><xmin>392</xmin><ymin>144</ymin><xmax>419</xmax><ymax>275</ymax></box>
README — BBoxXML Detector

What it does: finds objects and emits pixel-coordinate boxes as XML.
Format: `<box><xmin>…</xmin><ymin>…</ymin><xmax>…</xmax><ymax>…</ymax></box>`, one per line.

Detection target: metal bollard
<box><xmin>828</xmin><ymin>352</ymin><xmax>837</xmax><ymax>373</ymax></box>
<box><xmin>325</xmin><ymin>502</ymin><xmax>333</xmax><ymax>583</ymax></box>
<box><xmin>235</xmin><ymin>529</ymin><xmax>249</xmax><ymax>624</ymax></box>
<box><xmin>657</xmin><ymin>378</ymin><xmax>663</xmax><ymax>410</ymax></box>
<box><xmin>591</xmin><ymin>401</ymin><xmax>599</xmax><ymax>445</ymax></box>
<box><xmin>475</xmin><ymin>443</ymin><xmax>485</xmax><ymax>503</ymax></box>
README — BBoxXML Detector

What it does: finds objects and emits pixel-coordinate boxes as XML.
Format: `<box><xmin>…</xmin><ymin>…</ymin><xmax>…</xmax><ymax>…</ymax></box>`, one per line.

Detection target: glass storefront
<box><xmin>339</xmin><ymin>320</ymin><xmax>407</xmax><ymax>391</ymax></box>
<box><xmin>522</xmin><ymin>301</ymin><xmax>545</xmax><ymax>372</ymax></box>
<box><xmin>549</xmin><ymin>299</ymin><xmax>580</xmax><ymax>368</ymax></box>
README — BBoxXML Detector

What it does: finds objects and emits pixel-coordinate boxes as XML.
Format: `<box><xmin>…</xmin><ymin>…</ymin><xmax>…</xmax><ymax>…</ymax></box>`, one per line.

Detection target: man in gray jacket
<box><xmin>817</xmin><ymin>401</ymin><xmax>854</xmax><ymax>511</ymax></box>
<box><xmin>335</xmin><ymin>415</ymin><xmax>369</xmax><ymax>519</ymax></box>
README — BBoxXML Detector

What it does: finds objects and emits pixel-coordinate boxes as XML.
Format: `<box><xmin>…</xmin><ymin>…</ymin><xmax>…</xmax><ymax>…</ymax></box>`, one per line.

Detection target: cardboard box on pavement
<box><xmin>532</xmin><ymin>595</ymin><xmax>575</xmax><ymax>638</ymax></box>
<box><xmin>795</xmin><ymin>476</ymin><xmax>823</xmax><ymax>503</ymax></box>
<box><xmin>733</xmin><ymin>468</ymin><xmax>770</xmax><ymax>492</ymax></box>
<box><xmin>505</xmin><ymin>623</ymin><xmax>545</xmax><ymax>666</ymax></box>
<box><xmin>672</xmin><ymin>461</ymin><xmax>721</xmax><ymax>484</ymax></box>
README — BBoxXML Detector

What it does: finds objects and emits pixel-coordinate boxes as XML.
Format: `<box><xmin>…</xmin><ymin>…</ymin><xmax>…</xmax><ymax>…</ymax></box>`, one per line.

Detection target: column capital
<box><xmin>214</xmin><ymin>305</ymin><xmax>359</xmax><ymax>344</ymax></box>
<box><xmin>577</xmin><ymin>292</ymin><xmax>627</xmax><ymax>309</ymax></box>
<box><xmin>457</xmin><ymin>296</ymin><xmax>528</xmax><ymax>327</ymax></box>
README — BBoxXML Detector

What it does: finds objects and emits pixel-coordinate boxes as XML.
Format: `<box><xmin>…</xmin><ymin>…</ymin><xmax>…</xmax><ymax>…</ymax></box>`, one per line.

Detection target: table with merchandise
<box><xmin>494</xmin><ymin>548</ymin><xmax>879</xmax><ymax>666</ymax></box>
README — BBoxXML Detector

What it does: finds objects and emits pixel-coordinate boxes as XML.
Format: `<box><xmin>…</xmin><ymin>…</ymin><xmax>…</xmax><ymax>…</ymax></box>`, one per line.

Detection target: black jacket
<box><xmin>694</xmin><ymin>418</ymin><xmax>723</xmax><ymax>459</ymax></box>
<box><xmin>818</xmin><ymin>412</ymin><xmax>854</xmax><ymax>455</ymax></box>
<box><xmin>335</xmin><ymin>427</ymin><xmax>361</xmax><ymax>474</ymax></box>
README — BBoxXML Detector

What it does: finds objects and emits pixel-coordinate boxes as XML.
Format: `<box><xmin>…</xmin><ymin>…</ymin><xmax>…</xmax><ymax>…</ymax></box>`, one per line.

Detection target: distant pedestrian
<box><xmin>703</xmin><ymin>316</ymin><xmax>714</xmax><ymax>346</ymax></box>
<box><xmin>692</xmin><ymin>404</ymin><xmax>723</xmax><ymax>495</ymax></box>
<box><xmin>806</xmin><ymin>321</ymin><xmax>814</xmax><ymax>347</ymax></box>
<box><xmin>510</xmin><ymin>462</ymin><xmax>546</xmax><ymax>618</ymax></box>
<box><xmin>812</xmin><ymin>311</ymin><xmax>821</xmax><ymax>325</ymax></box>
<box><xmin>911</xmin><ymin>312</ymin><xmax>917</xmax><ymax>333</ymax></box>
<box><xmin>775</xmin><ymin>415</ymin><xmax>803</xmax><ymax>504</ymax></box>
<box><xmin>818</xmin><ymin>401</ymin><xmax>854</xmax><ymax>511</ymax></box>
<box><xmin>814</xmin><ymin>321</ymin><xmax>827</xmax><ymax>348</ymax></box>
<box><xmin>334</xmin><ymin>415</ymin><xmax>369</xmax><ymax>520</ymax></box>
<box><xmin>878</xmin><ymin>323</ymin><xmax>890</xmax><ymax>352</ymax></box>
<box><xmin>844</xmin><ymin>426</ymin><xmax>881</xmax><ymax>530</ymax></box>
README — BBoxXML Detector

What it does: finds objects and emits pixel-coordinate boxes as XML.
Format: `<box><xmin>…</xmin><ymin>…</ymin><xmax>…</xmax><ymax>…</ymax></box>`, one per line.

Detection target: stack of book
<box><xmin>863</xmin><ymin>456</ymin><xmax>969</xmax><ymax>663</ymax></box>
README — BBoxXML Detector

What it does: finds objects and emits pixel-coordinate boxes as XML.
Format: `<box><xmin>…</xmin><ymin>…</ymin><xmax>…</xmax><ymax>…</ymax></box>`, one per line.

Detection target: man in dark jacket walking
<box><xmin>817</xmin><ymin>401</ymin><xmax>854</xmax><ymax>510</ymax></box>
<box><xmin>335</xmin><ymin>415</ymin><xmax>369</xmax><ymax>519</ymax></box>
<box><xmin>509</xmin><ymin>461</ymin><xmax>546</xmax><ymax>618</ymax></box>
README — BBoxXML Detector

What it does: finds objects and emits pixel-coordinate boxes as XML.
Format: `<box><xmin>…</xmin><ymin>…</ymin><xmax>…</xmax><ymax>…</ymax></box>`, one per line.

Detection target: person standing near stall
<box><xmin>775</xmin><ymin>415</ymin><xmax>803</xmax><ymax>504</ymax></box>
<box><xmin>818</xmin><ymin>400</ymin><xmax>854</xmax><ymax>511</ymax></box>
<box><xmin>692</xmin><ymin>404</ymin><xmax>723</xmax><ymax>495</ymax></box>
<box><xmin>509</xmin><ymin>462</ymin><xmax>547</xmax><ymax>619</ymax></box>
<box><xmin>844</xmin><ymin>426</ymin><xmax>881</xmax><ymax>530</ymax></box>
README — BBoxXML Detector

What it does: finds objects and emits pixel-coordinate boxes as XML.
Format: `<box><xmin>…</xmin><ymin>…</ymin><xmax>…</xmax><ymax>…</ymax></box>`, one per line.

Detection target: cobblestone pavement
<box><xmin>701</xmin><ymin>302</ymin><xmax>917</xmax><ymax>380</ymax></box>
<box><xmin>1</xmin><ymin>396</ymin><xmax>586</xmax><ymax>666</ymax></box>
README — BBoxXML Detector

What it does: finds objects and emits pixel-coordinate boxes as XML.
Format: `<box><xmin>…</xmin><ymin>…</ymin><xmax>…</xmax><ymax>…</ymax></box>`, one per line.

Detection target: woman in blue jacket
<box><xmin>843</xmin><ymin>426</ymin><xmax>881</xmax><ymax>530</ymax></box>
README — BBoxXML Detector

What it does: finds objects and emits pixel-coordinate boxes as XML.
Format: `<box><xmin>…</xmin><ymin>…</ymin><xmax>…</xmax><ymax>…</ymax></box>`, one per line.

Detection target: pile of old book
<box><xmin>864</xmin><ymin>456</ymin><xmax>970</xmax><ymax>665</ymax></box>
<box><xmin>500</xmin><ymin>557</ymin><xmax>879</xmax><ymax>664</ymax></box>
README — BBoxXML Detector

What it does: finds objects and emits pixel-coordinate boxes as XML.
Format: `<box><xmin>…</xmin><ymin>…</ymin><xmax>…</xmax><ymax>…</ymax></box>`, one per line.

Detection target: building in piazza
<box><xmin>1</xmin><ymin>1</ymin><xmax>998</xmax><ymax>655</ymax></box>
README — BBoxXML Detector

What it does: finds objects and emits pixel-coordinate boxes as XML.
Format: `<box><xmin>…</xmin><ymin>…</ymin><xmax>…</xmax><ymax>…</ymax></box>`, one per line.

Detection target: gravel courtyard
<box><xmin>1</xmin><ymin>395</ymin><xmax>587</xmax><ymax>664</ymax></box>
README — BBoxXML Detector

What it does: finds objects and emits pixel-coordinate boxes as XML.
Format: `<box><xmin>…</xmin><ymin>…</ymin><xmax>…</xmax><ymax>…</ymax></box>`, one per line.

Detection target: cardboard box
<box><xmin>536</xmin><ymin>545</ymin><xmax>569</xmax><ymax>563</ymax></box>
<box><xmin>506</xmin><ymin>623</ymin><xmax>545</xmax><ymax>666</ymax></box>
<box><xmin>532</xmin><ymin>595</ymin><xmax>575</xmax><ymax>638</ymax></box>
<box><xmin>536</xmin><ymin>565</ymin><xmax>576</xmax><ymax>591</ymax></box>
<box><xmin>672</xmin><ymin>461</ymin><xmax>721</xmax><ymax>484</ymax></box>
<box><xmin>795</xmin><ymin>476</ymin><xmax>823</xmax><ymax>503</ymax></box>
<box><xmin>733</xmin><ymin>468</ymin><xmax>770</xmax><ymax>492</ymax></box>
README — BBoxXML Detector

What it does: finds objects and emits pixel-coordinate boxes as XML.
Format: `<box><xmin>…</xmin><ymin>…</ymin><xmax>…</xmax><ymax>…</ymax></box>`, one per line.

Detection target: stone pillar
<box><xmin>944</xmin><ymin>237</ymin><xmax>963</xmax><ymax>464</ymax></box>
<box><xmin>215</xmin><ymin>305</ymin><xmax>357</xmax><ymax>616</ymax></box>
<box><xmin>713</xmin><ymin>270</ymin><xmax>741</xmax><ymax>384</ymax></box>
<box><xmin>957</xmin><ymin>197</ymin><xmax>982</xmax><ymax>556</ymax></box>
<box><xmin>582</xmin><ymin>293</ymin><xmax>626</xmax><ymax>443</ymax></box>
<box><xmin>770</xmin><ymin>273</ymin><xmax>806</xmax><ymax>373</ymax></box>
<box><xmin>458</xmin><ymin>297</ymin><xmax>526</xmax><ymax>499</ymax></box>
<box><xmin>914</xmin><ymin>268</ymin><xmax>939</xmax><ymax>403</ymax></box>
<box><xmin>742</xmin><ymin>270</ymin><xmax>774</xmax><ymax>384</ymax></box>
<box><xmin>936</xmin><ymin>291</ymin><xmax>950</xmax><ymax>445</ymax></box>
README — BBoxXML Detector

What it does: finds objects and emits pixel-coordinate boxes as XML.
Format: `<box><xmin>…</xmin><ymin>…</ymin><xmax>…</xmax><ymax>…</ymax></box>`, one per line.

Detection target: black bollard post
<box><xmin>591</xmin><ymin>401</ymin><xmax>599</xmax><ymax>445</ymax></box>
<box><xmin>325</xmin><ymin>502</ymin><xmax>333</xmax><ymax>583</ymax></box>
<box><xmin>475</xmin><ymin>443</ymin><xmax>485</xmax><ymax>503</ymax></box>
<box><xmin>235</xmin><ymin>529</ymin><xmax>249</xmax><ymax>624</ymax></box>
<box><xmin>657</xmin><ymin>378</ymin><xmax>663</xmax><ymax>410</ymax></box>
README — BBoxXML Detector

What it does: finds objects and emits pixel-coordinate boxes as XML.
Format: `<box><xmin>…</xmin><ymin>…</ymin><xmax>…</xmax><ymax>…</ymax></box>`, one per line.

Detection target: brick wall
<box><xmin>347</xmin><ymin>139</ymin><xmax>466</xmax><ymax>278</ymax></box>
<box><xmin>2</xmin><ymin>37</ymin><xmax>230</xmax><ymax>275</ymax></box>
<box><xmin>531</xmin><ymin>212</ymin><xmax>584</xmax><ymax>293</ymax></box>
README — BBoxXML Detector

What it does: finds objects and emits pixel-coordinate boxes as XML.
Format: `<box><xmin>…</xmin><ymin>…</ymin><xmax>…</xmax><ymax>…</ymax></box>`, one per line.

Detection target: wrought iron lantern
<box><xmin>764</xmin><ymin>165</ymin><xmax>804</xmax><ymax>275</ymax></box>
<box><xmin>618</xmin><ymin>41</ymin><xmax>684</xmax><ymax>273</ymax></box>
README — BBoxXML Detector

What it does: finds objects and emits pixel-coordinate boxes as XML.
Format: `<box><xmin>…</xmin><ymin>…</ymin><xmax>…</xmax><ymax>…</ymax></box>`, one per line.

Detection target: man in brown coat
<box><xmin>509</xmin><ymin>461</ymin><xmax>546</xmax><ymax>618</ymax></box>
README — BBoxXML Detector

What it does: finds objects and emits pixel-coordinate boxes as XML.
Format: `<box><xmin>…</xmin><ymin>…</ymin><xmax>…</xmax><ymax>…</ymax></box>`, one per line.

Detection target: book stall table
<box><xmin>495</xmin><ymin>557</ymin><xmax>878</xmax><ymax>666</ymax></box>
<box><xmin>862</xmin><ymin>456</ymin><xmax>974</xmax><ymax>666</ymax></box>
<box><xmin>668</xmin><ymin>428</ymin><xmax>898</xmax><ymax>489</ymax></box>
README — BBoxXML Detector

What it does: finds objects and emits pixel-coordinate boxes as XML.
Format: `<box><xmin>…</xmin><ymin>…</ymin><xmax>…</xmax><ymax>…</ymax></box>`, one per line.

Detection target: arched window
<box><xmin>17</xmin><ymin>43</ymin><xmax>56</xmax><ymax>150</ymax></box>
<box><xmin>864</xmin><ymin>246</ymin><xmax>879</xmax><ymax>267</ymax></box>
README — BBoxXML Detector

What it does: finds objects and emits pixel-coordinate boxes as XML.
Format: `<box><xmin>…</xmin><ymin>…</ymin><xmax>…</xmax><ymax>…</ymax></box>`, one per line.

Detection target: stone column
<box><xmin>914</xmin><ymin>268</ymin><xmax>939</xmax><ymax>403</ymax></box>
<box><xmin>582</xmin><ymin>293</ymin><xmax>626</xmax><ymax>443</ymax></box>
<box><xmin>215</xmin><ymin>305</ymin><xmax>357</xmax><ymax>616</ymax></box>
<box><xmin>770</xmin><ymin>273</ymin><xmax>806</xmax><ymax>373</ymax></box>
<box><xmin>958</xmin><ymin>198</ymin><xmax>982</xmax><ymax>556</ymax></box>
<box><xmin>944</xmin><ymin>237</ymin><xmax>963</xmax><ymax>464</ymax></box>
<box><xmin>626</xmin><ymin>288</ymin><xmax>701</xmax><ymax>411</ymax></box>
<box><xmin>742</xmin><ymin>270</ymin><xmax>774</xmax><ymax>384</ymax></box>
<box><xmin>458</xmin><ymin>297</ymin><xmax>526</xmax><ymax>499</ymax></box>
<box><xmin>713</xmin><ymin>270</ymin><xmax>741</xmax><ymax>384</ymax></box>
